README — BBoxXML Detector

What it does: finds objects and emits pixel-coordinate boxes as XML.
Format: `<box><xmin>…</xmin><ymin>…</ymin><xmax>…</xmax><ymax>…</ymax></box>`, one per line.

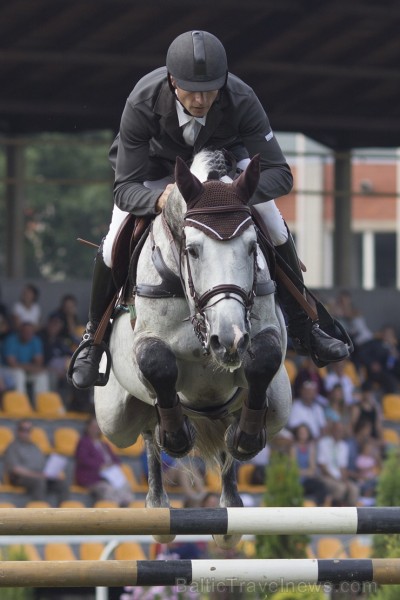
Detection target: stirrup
<box><xmin>66</xmin><ymin>339</ymin><xmax>112</xmax><ymax>387</ymax></box>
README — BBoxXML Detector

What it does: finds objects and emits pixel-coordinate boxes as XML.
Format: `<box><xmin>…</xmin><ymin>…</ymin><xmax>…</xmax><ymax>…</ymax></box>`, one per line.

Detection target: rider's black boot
<box><xmin>275</xmin><ymin>236</ymin><xmax>349</xmax><ymax>364</ymax></box>
<box><xmin>70</xmin><ymin>251</ymin><xmax>117</xmax><ymax>389</ymax></box>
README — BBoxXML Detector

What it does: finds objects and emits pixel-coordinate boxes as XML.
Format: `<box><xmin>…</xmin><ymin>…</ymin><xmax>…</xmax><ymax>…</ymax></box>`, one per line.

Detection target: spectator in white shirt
<box><xmin>323</xmin><ymin>360</ymin><xmax>355</xmax><ymax>406</ymax></box>
<box><xmin>317</xmin><ymin>421</ymin><xmax>359</xmax><ymax>506</ymax></box>
<box><xmin>12</xmin><ymin>283</ymin><xmax>42</xmax><ymax>332</ymax></box>
<box><xmin>287</xmin><ymin>380</ymin><xmax>327</xmax><ymax>439</ymax></box>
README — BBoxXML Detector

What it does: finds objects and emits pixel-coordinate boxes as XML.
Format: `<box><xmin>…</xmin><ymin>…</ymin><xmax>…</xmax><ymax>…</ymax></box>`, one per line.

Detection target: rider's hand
<box><xmin>155</xmin><ymin>183</ymin><xmax>175</xmax><ymax>213</ymax></box>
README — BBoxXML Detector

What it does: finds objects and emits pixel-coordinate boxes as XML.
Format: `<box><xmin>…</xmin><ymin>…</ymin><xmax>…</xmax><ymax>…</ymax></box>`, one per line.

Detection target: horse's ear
<box><xmin>232</xmin><ymin>154</ymin><xmax>260</xmax><ymax>203</ymax></box>
<box><xmin>175</xmin><ymin>156</ymin><xmax>204</xmax><ymax>206</ymax></box>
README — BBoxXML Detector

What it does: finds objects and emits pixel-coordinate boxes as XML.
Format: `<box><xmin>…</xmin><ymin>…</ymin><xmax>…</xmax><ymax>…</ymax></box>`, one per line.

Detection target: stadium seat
<box><xmin>284</xmin><ymin>358</ymin><xmax>298</xmax><ymax>384</ymax></box>
<box><xmin>383</xmin><ymin>427</ymin><xmax>400</xmax><ymax>446</ymax></box>
<box><xmin>0</xmin><ymin>426</ymin><xmax>14</xmax><ymax>454</ymax></box>
<box><xmin>205</xmin><ymin>469</ymin><xmax>221</xmax><ymax>492</ymax></box>
<box><xmin>382</xmin><ymin>394</ymin><xmax>400</xmax><ymax>421</ymax></box>
<box><xmin>53</xmin><ymin>427</ymin><xmax>80</xmax><ymax>456</ymax></box>
<box><xmin>80</xmin><ymin>542</ymin><xmax>105</xmax><ymax>561</ymax></box>
<box><xmin>349</xmin><ymin>537</ymin><xmax>372</xmax><ymax>559</ymax></box>
<box><xmin>114</xmin><ymin>542</ymin><xmax>146</xmax><ymax>561</ymax></box>
<box><xmin>2</xmin><ymin>391</ymin><xmax>35</xmax><ymax>417</ymax></box>
<box><xmin>30</xmin><ymin>426</ymin><xmax>53</xmax><ymax>454</ymax></box>
<box><xmin>59</xmin><ymin>500</ymin><xmax>86</xmax><ymax>508</ymax></box>
<box><xmin>36</xmin><ymin>391</ymin><xmax>65</xmax><ymax>417</ymax></box>
<box><xmin>93</xmin><ymin>500</ymin><xmax>119</xmax><ymax>508</ymax></box>
<box><xmin>120</xmin><ymin>463</ymin><xmax>148</xmax><ymax>493</ymax></box>
<box><xmin>0</xmin><ymin>502</ymin><xmax>16</xmax><ymax>508</ymax></box>
<box><xmin>25</xmin><ymin>501</ymin><xmax>51</xmax><ymax>508</ymax></box>
<box><xmin>316</xmin><ymin>537</ymin><xmax>348</xmax><ymax>559</ymax></box>
<box><xmin>44</xmin><ymin>543</ymin><xmax>76</xmax><ymax>561</ymax></box>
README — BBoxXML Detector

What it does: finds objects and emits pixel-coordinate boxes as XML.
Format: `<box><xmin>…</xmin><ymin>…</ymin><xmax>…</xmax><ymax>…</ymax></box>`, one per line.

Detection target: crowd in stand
<box><xmin>0</xmin><ymin>283</ymin><xmax>89</xmax><ymax>411</ymax></box>
<box><xmin>1</xmin><ymin>283</ymin><xmax>400</xmax><ymax>511</ymax></box>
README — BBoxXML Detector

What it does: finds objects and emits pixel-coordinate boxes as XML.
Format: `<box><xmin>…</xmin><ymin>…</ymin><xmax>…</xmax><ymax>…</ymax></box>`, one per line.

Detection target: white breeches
<box><xmin>102</xmin><ymin>170</ymin><xmax>288</xmax><ymax>268</ymax></box>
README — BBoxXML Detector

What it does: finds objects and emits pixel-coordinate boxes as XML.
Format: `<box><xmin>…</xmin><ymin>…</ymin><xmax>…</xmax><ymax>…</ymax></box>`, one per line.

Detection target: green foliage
<box><xmin>2</xmin><ymin>132</ymin><xmax>114</xmax><ymax>280</ymax></box>
<box><xmin>0</xmin><ymin>546</ymin><xmax>33</xmax><ymax>600</ymax></box>
<box><xmin>270</xmin><ymin>588</ymin><xmax>326</xmax><ymax>600</ymax></box>
<box><xmin>255</xmin><ymin>450</ymin><xmax>309</xmax><ymax>560</ymax></box>
<box><xmin>372</xmin><ymin>448</ymin><xmax>400</xmax><ymax>600</ymax></box>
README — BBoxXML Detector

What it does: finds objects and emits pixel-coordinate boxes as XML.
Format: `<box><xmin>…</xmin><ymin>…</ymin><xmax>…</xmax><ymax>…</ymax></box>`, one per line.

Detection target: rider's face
<box><xmin>171</xmin><ymin>78</ymin><xmax>219</xmax><ymax>117</ymax></box>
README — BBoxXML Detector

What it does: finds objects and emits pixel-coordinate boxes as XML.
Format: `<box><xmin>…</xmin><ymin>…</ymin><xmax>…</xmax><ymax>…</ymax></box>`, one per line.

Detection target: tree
<box><xmin>255</xmin><ymin>450</ymin><xmax>309</xmax><ymax>560</ymax></box>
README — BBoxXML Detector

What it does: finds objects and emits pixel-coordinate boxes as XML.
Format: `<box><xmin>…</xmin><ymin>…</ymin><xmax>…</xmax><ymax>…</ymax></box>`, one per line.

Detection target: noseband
<box><xmin>182</xmin><ymin>204</ymin><xmax>257</xmax><ymax>354</ymax></box>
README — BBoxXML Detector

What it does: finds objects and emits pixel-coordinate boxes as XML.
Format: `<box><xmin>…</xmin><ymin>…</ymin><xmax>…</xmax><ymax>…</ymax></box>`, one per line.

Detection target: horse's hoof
<box><xmin>224</xmin><ymin>423</ymin><xmax>266</xmax><ymax>461</ymax></box>
<box><xmin>213</xmin><ymin>533</ymin><xmax>243</xmax><ymax>549</ymax></box>
<box><xmin>155</xmin><ymin>415</ymin><xmax>196</xmax><ymax>458</ymax></box>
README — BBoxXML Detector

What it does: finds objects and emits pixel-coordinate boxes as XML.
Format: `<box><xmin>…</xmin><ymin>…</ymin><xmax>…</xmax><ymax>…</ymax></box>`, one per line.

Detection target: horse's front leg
<box><xmin>136</xmin><ymin>337</ymin><xmax>195</xmax><ymax>458</ymax></box>
<box><xmin>142</xmin><ymin>431</ymin><xmax>176</xmax><ymax>544</ymax></box>
<box><xmin>225</xmin><ymin>327</ymin><xmax>282</xmax><ymax>461</ymax></box>
<box><xmin>214</xmin><ymin>452</ymin><xmax>243</xmax><ymax>549</ymax></box>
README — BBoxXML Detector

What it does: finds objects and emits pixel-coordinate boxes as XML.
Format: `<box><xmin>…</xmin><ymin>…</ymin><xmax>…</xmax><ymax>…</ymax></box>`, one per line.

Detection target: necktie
<box><xmin>183</xmin><ymin>118</ymin><xmax>200</xmax><ymax>146</ymax></box>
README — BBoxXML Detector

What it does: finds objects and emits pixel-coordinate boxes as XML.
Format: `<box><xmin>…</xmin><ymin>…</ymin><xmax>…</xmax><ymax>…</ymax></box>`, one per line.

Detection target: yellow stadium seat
<box><xmin>383</xmin><ymin>427</ymin><xmax>400</xmax><ymax>446</ymax></box>
<box><xmin>93</xmin><ymin>500</ymin><xmax>119</xmax><ymax>508</ymax></box>
<box><xmin>2</xmin><ymin>391</ymin><xmax>35</xmax><ymax>417</ymax></box>
<box><xmin>0</xmin><ymin>426</ymin><xmax>14</xmax><ymax>454</ymax></box>
<box><xmin>120</xmin><ymin>463</ymin><xmax>148</xmax><ymax>493</ymax></box>
<box><xmin>343</xmin><ymin>360</ymin><xmax>361</xmax><ymax>386</ymax></box>
<box><xmin>349</xmin><ymin>537</ymin><xmax>372</xmax><ymax>559</ymax></box>
<box><xmin>25</xmin><ymin>501</ymin><xmax>51</xmax><ymax>508</ymax></box>
<box><xmin>114</xmin><ymin>542</ymin><xmax>146</xmax><ymax>561</ymax></box>
<box><xmin>382</xmin><ymin>394</ymin><xmax>400</xmax><ymax>421</ymax></box>
<box><xmin>30</xmin><ymin>426</ymin><xmax>53</xmax><ymax>454</ymax></box>
<box><xmin>53</xmin><ymin>427</ymin><xmax>80</xmax><ymax>456</ymax></box>
<box><xmin>44</xmin><ymin>543</ymin><xmax>76</xmax><ymax>561</ymax></box>
<box><xmin>129</xmin><ymin>500</ymin><xmax>146</xmax><ymax>508</ymax></box>
<box><xmin>60</xmin><ymin>500</ymin><xmax>86</xmax><ymax>508</ymax></box>
<box><xmin>36</xmin><ymin>391</ymin><xmax>65</xmax><ymax>417</ymax></box>
<box><xmin>80</xmin><ymin>542</ymin><xmax>105</xmax><ymax>561</ymax></box>
<box><xmin>0</xmin><ymin>502</ymin><xmax>16</xmax><ymax>508</ymax></box>
<box><xmin>284</xmin><ymin>358</ymin><xmax>298</xmax><ymax>384</ymax></box>
<box><xmin>316</xmin><ymin>537</ymin><xmax>348</xmax><ymax>559</ymax></box>
<box><xmin>205</xmin><ymin>469</ymin><xmax>221</xmax><ymax>492</ymax></box>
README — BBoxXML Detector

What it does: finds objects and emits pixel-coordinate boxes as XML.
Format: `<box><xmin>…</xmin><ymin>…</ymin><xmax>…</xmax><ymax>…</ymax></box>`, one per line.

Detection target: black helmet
<box><xmin>166</xmin><ymin>31</ymin><xmax>228</xmax><ymax>92</ymax></box>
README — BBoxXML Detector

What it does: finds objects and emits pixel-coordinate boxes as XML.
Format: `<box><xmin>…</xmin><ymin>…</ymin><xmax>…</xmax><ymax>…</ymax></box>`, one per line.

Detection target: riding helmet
<box><xmin>166</xmin><ymin>31</ymin><xmax>228</xmax><ymax>92</ymax></box>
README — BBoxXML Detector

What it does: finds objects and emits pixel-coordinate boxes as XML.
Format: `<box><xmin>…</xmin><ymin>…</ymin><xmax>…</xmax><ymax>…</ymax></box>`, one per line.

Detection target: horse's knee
<box><xmin>136</xmin><ymin>338</ymin><xmax>178</xmax><ymax>389</ymax></box>
<box><xmin>245</xmin><ymin>328</ymin><xmax>282</xmax><ymax>382</ymax></box>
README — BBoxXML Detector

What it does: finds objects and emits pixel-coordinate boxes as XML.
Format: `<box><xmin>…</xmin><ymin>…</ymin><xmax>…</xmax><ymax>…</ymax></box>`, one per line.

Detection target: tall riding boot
<box><xmin>275</xmin><ymin>236</ymin><xmax>349</xmax><ymax>364</ymax></box>
<box><xmin>70</xmin><ymin>250</ymin><xmax>117</xmax><ymax>389</ymax></box>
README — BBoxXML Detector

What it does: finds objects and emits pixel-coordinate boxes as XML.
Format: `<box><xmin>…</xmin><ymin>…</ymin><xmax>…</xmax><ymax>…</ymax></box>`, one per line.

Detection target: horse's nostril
<box><xmin>238</xmin><ymin>333</ymin><xmax>250</xmax><ymax>353</ymax></box>
<box><xmin>209</xmin><ymin>335</ymin><xmax>221</xmax><ymax>352</ymax></box>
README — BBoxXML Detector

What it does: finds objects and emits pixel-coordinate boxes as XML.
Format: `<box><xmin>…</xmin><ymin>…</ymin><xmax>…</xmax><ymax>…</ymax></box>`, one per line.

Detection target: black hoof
<box><xmin>225</xmin><ymin>423</ymin><xmax>266</xmax><ymax>461</ymax></box>
<box><xmin>155</xmin><ymin>415</ymin><xmax>196</xmax><ymax>458</ymax></box>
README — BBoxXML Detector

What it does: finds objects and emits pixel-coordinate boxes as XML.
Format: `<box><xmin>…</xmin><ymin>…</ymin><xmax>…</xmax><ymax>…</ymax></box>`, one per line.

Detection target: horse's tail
<box><xmin>190</xmin><ymin>416</ymin><xmax>234</xmax><ymax>474</ymax></box>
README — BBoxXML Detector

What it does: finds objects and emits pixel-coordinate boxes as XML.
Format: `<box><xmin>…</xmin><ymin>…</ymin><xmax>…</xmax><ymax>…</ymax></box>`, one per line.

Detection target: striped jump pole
<box><xmin>0</xmin><ymin>507</ymin><xmax>398</xmax><ymax>536</ymax></box>
<box><xmin>0</xmin><ymin>559</ymin><xmax>399</xmax><ymax>588</ymax></box>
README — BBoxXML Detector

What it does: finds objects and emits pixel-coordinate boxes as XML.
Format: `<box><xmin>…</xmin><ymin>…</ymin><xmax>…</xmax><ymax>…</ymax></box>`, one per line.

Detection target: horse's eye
<box><xmin>186</xmin><ymin>246</ymin><xmax>199</xmax><ymax>259</ymax></box>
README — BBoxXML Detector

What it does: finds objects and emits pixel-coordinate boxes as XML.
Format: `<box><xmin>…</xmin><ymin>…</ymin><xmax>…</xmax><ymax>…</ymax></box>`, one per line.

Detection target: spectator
<box><xmin>357</xmin><ymin>325</ymin><xmax>400</xmax><ymax>393</ymax></box>
<box><xmin>12</xmin><ymin>283</ymin><xmax>42</xmax><ymax>331</ymax></box>
<box><xmin>50</xmin><ymin>294</ymin><xmax>81</xmax><ymax>351</ymax></box>
<box><xmin>317</xmin><ymin>421</ymin><xmax>359</xmax><ymax>506</ymax></box>
<box><xmin>75</xmin><ymin>417</ymin><xmax>134</xmax><ymax>507</ymax></box>
<box><xmin>350</xmin><ymin>381</ymin><xmax>384</xmax><ymax>447</ymax></box>
<box><xmin>292</xmin><ymin>356</ymin><xmax>327</xmax><ymax>399</ymax></box>
<box><xmin>2</xmin><ymin>321</ymin><xmax>50</xmax><ymax>404</ymax></box>
<box><xmin>4</xmin><ymin>419</ymin><xmax>69</xmax><ymax>505</ymax></box>
<box><xmin>323</xmin><ymin>360</ymin><xmax>356</xmax><ymax>406</ymax></box>
<box><xmin>40</xmin><ymin>315</ymin><xmax>73</xmax><ymax>399</ymax></box>
<box><xmin>291</xmin><ymin>423</ymin><xmax>332</xmax><ymax>506</ymax></box>
<box><xmin>287</xmin><ymin>380</ymin><xmax>327</xmax><ymax>439</ymax></box>
<box><xmin>329</xmin><ymin>290</ymin><xmax>374</xmax><ymax>350</ymax></box>
<box><xmin>324</xmin><ymin>384</ymin><xmax>348</xmax><ymax>425</ymax></box>
<box><xmin>355</xmin><ymin>438</ymin><xmax>381</xmax><ymax>502</ymax></box>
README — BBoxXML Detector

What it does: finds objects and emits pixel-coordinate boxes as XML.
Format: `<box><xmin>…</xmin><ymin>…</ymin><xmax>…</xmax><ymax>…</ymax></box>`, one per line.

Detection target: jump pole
<box><xmin>0</xmin><ymin>507</ymin><xmax>398</xmax><ymax>536</ymax></box>
<box><xmin>0</xmin><ymin>559</ymin><xmax>399</xmax><ymax>588</ymax></box>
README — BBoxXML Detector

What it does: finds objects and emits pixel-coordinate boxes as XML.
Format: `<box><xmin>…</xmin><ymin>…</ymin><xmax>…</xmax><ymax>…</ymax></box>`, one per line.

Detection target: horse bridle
<box><xmin>180</xmin><ymin>205</ymin><xmax>258</xmax><ymax>354</ymax></box>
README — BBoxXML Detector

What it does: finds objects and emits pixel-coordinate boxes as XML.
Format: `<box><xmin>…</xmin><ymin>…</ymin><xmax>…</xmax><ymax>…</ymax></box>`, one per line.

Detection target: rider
<box><xmin>70</xmin><ymin>30</ymin><xmax>349</xmax><ymax>390</ymax></box>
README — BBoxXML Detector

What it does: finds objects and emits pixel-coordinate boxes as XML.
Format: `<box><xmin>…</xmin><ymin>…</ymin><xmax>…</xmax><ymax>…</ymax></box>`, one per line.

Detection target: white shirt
<box><xmin>12</xmin><ymin>302</ymin><xmax>41</xmax><ymax>326</ymax></box>
<box><xmin>287</xmin><ymin>399</ymin><xmax>327</xmax><ymax>439</ymax></box>
<box><xmin>317</xmin><ymin>436</ymin><xmax>349</xmax><ymax>479</ymax></box>
<box><xmin>175</xmin><ymin>97</ymin><xmax>206</xmax><ymax>146</ymax></box>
